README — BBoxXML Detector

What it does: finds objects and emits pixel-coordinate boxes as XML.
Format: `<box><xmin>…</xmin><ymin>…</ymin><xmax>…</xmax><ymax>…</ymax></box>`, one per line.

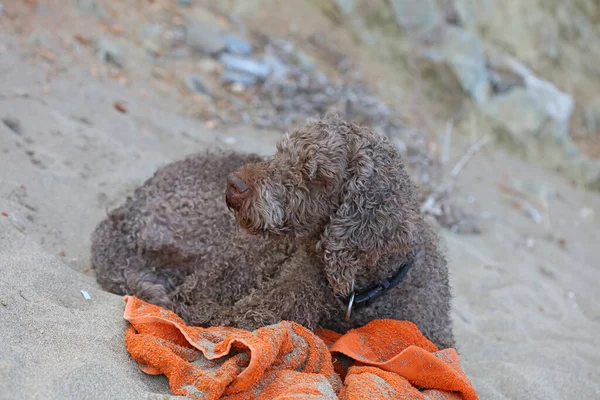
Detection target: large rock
<box><xmin>480</xmin><ymin>53</ymin><xmax>600</xmax><ymax>190</ymax></box>
<box><xmin>185</xmin><ymin>19</ymin><xmax>226</xmax><ymax>55</ymax></box>
<box><xmin>417</xmin><ymin>25</ymin><xmax>490</xmax><ymax>104</ymax></box>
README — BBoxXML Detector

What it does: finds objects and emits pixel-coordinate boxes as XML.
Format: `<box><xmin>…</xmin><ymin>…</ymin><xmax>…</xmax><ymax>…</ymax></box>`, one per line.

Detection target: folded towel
<box><xmin>123</xmin><ymin>295</ymin><xmax>478</xmax><ymax>399</ymax></box>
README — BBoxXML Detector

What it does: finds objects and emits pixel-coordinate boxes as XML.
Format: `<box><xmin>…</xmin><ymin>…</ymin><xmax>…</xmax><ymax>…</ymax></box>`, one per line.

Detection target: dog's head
<box><xmin>225</xmin><ymin>114</ymin><xmax>420</xmax><ymax>296</ymax></box>
<box><xmin>225</xmin><ymin>115</ymin><xmax>349</xmax><ymax>238</ymax></box>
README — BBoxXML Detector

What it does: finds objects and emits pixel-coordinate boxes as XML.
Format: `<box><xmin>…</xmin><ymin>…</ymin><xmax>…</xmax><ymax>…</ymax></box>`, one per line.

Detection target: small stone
<box><xmin>291</xmin><ymin>50</ymin><xmax>316</xmax><ymax>73</ymax></box>
<box><xmin>184</xmin><ymin>75</ymin><xmax>209</xmax><ymax>95</ymax></box>
<box><xmin>2</xmin><ymin>117</ymin><xmax>21</xmax><ymax>135</ymax></box>
<box><xmin>219</xmin><ymin>54</ymin><xmax>271</xmax><ymax>79</ymax></box>
<box><xmin>96</xmin><ymin>39</ymin><xmax>125</xmax><ymax>67</ymax></box>
<box><xmin>198</xmin><ymin>58</ymin><xmax>220</xmax><ymax>73</ymax></box>
<box><xmin>142</xmin><ymin>24</ymin><xmax>164</xmax><ymax>55</ymax></box>
<box><xmin>580</xmin><ymin>207</ymin><xmax>594</xmax><ymax>220</ymax></box>
<box><xmin>480</xmin><ymin>211</ymin><xmax>497</xmax><ymax>220</ymax></box>
<box><xmin>263</xmin><ymin>54</ymin><xmax>289</xmax><ymax>79</ymax></box>
<box><xmin>77</xmin><ymin>0</ymin><xmax>107</xmax><ymax>19</ymax></box>
<box><xmin>177</xmin><ymin>0</ymin><xmax>193</xmax><ymax>6</ymax></box>
<box><xmin>217</xmin><ymin>136</ymin><xmax>237</xmax><ymax>145</ymax></box>
<box><xmin>80</xmin><ymin>290</ymin><xmax>92</xmax><ymax>300</ymax></box>
<box><xmin>391</xmin><ymin>137</ymin><xmax>407</xmax><ymax>153</ymax></box>
<box><xmin>523</xmin><ymin>202</ymin><xmax>543</xmax><ymax>224</ymax></box>
<box><xmin>230</xmin><ymin>83</ymin><xmax>245</xmax><ymax>93</ymax></box>
<box><xmin>185</xmin><ymin>21</ymin><xmax>226</xmax><ymax>55</ymax></box>
<box><xmin>526</xmin><ymin>237</ymin><xmax>535</xmax><ymax>249</ymax></box>
<box><xmin>219</xmin><ymin>70</ymin><xmax>257</xmax><ymax>86</ymax></box>
<box><xmin>389</xmin><ymin>0</ymin><xmax>442</xmax><ymax>33</ymax></box>
<box><xmin>223</xmin><ymin>35</ymin><xmax>253</xmax><ymax>55</ymax></box>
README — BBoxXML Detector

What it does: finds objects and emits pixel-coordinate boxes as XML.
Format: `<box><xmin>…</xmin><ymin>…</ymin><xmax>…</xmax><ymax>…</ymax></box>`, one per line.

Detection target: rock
<box><xmin>217</xmin><ymin>136</ymin><xmax>238</xmax><ymax>145</ymax></box>
<box><xmin>219</xmin><ymin>54</ymin><xmax>271</xmax><ymax>79</ymax></box>
<box><xmin>582</xmin><ymin>97</ymin><xmax>600</xmax><ymax>136</ymax></box>
<box><xmin>198</xmin><ymin>58</ymin><xmax>221</xmax><ymax>74</ymax></box>
<box><xmin>177</xmin><ymin>0</ymin><xmax>193</xmax><ymax>6</ymax></box>
<box><xmin>391</xmin><ymin>137</ymin><xmax>407</xmax><ymax>153</ymax></box>
<box><xmin>389</xmin><ymin>0</ymin><xmax>442</xmax><ymax>34</ymax></box>
<box><xmin>2</xmin><ymin>117</ymin><xmax>21</xmax><ymax>135</ymax></box>
<box><xmin>482</xmin><ymin>53</ymin><xmax>573</xmax><ymax>140</ymax></box>
<box><xmin>452</xmin><ymin>0</ymin><xmax>495</xmax><ymax>29</ymax></box>
<box><xmin>219</xmin><ymin>70</ymin><xmax>258</xmax><ymax>86</ymax></box>
<box><xmin>230</xmin><ymin>83</ymin><xmax>246</xmax><ymax>94</ymax></box>
<box><xmin>77</xmin><ymin>0</ymin><xmax>107</xmax><ymax>19</ymax></box>
<box><xmin>263</xmin><ymin>54</ymin><xmax>289</xmax><ymax>79</ymax></box>
<box><xmin>185</xmin><ymin>21</ymin><xmax>226</xmax><ymax>55</ymax></box>
<box><xmin>95</xmin><ymin>39</ymin><xmax>125</xmax><ymax>67</ymax></box>
<box><xmin>141</xmin><ymin>24</ymin><xmax>164</xmax><ymax>55</ymax></box>
<box><xmin>290</xmin><ymin>50</ymin><xmax>316</xmax><ymax>73</ymax></box>
<box><xmin>223</xmin><ymin>35</ymin><xmax>253</xmax><ymax>56</ymax></box>
<box><xmin>418</xmin><ymin>25</ymin><xmax>490</xmax><ymax>103</ymax></box>
<box><xmin>480</xmin><ymin>53</ymin><xmax>600</xmax><ymax>190</ymax></box>
<box><xmin>333</xmin><ymin>0</ymin><xmax>355</xmax><ymax>15</ymax></box>
<box><xmin>184</xmin><ymin>75</ymin><xmax>208</xmax><ymax>95</ymax></box>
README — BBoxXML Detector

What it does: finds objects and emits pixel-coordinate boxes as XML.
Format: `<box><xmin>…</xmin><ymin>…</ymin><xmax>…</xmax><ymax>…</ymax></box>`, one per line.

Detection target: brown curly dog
<box><xmin>91</xmin><ymin>114</ymin><xmax>455</xmax><ymax>349</ymax></box>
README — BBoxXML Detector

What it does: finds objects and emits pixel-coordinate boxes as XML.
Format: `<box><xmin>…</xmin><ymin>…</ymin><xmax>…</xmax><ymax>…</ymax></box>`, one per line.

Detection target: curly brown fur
<box><xmin>91</xmin><ymin>114</ymin><xmax>454</xmax><ymax>349</ymax></box>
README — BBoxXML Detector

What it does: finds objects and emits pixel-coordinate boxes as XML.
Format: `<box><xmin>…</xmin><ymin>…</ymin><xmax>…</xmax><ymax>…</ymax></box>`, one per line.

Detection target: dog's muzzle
<box><xmin>225</xmin><ymin>173</ymin><xmax>249</xmax><ymax>211</ymax></box>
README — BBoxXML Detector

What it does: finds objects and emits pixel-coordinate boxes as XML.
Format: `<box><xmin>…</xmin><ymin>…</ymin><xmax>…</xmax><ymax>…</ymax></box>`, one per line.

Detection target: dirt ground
<box><xmin>0</xmin><ymin>1</ymin><xmax>599</xmax><ymax>399</ymax></box>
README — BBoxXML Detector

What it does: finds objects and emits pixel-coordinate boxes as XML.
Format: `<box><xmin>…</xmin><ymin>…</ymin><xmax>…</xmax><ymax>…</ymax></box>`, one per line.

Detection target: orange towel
<box><xmin>123</xmin><ymin>296</ymin><xmax>478</xmax><ymax>400</ymax></box>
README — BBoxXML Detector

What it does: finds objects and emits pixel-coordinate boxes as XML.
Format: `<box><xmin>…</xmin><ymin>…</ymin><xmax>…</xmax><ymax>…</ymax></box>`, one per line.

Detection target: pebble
<box><xmin>292</xmin><ymin>50</ymin><xmax>316</xmax><ymax>73</ymax></box>
<box><xmin>184</xmin><ymin>75</ymin><xmax>209</xmax><ymax>95</ymax></box>
<box><xmin>391</xmin><ymin>137</ymin><xmax>407</xmax><ymax>153</ymax></box>
<box><xmin>230</xmin><ymin>83</ymin><xmax>246</xmax><ymax>94</ymax></box>
<box><xmin>77</xmin><ymin>0</ymin><xmax>107</xmax><ymax>19</ymax></box>
<box><xmin>219</xmin><ymin>54</ymin><xmax>271</xmax><ymax>79</ymax></box>
<box><xmin>198</xmin><ymin>58</ymin><xmax>220</xmax><ymax>73</ymax></box>
<box><xmin>80</xmin><ymin>290</ymin><xmax>92</xmax><ymax>300</ymax></box>
<box><xmin>142</xmin><ymin>24</ymin><xmax>164</xmax><ymax>55</ymax></box>
<box><xmin>177</xmin><ymin>0</ymin><xmax>193</xmax><ymax>5</ymax></box>
<box><xmin>580</xmin><ymin>207</ymin><xmax>594</xmax><ymax>220</ymax></box>
<box><xmin>523</xmin><ymin>202</ymin><xmax>543</xmax><ymax>224</ymax></box>
<box><xmin>480</xmin><ymin>211</ymin><xmax>497</xmax><ymax>220</ymax></box>
<box><xmin>263</xmin><ymin>54</ymin><xmax>289</xmax><ymax>79</ymax></box>
<box><xmin>96</xmin><ymin>39</ymin><xmax>125</xmax><ymax>67</ymax></box>
<box><xmin>185</xmin><ymin>21</ymin><xmax>226</xmax><ymax>55</ymax></box>
<box><xmin>220</xmin><ymin>70</ymin><xmax>258</xmax><ymax>86</ymax></box>
<box><xmin>217</xmin><ymin>136</ymin><xmax>237</xmax><ymax>145</ymax></box>
<box><xmin>526</xmin><ymin>237</ymin><xmax>535</xmax><ymax>249</ymax></box>
<box><xmin>224</xmin><ymin>35</ymin><xmax>253</xmax><ymax>56</ymax></box>
<box><xmin>2</xmin><ymin>117</ymin><xmax>22</xmax><ymax>135</ymax></box>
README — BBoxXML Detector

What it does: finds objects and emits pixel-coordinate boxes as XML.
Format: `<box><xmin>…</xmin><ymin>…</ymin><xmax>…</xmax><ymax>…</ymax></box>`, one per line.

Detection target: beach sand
<box><xmin>1</xmin><ymin>6</ymin><xmax>599</xmax><ymax>399</ymax></box>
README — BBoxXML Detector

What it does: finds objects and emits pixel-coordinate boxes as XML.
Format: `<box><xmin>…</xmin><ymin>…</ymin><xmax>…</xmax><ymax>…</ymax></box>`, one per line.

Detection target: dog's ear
<box><xmin>299</xmin><ymin>143</ymin><xmax>346</xmax><ymax>184</ymax></box>
<box><xmin>316</xmin><ymin>143</ymin><xmax>419</xmax><ymax>298</ymax></box>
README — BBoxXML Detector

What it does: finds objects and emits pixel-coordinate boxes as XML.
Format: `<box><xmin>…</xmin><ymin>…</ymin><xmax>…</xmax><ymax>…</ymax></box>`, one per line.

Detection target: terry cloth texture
<box><xmin>123</xmin><ymin>296</ymin><xmax>478</xmax><ymax>399</ymax></box>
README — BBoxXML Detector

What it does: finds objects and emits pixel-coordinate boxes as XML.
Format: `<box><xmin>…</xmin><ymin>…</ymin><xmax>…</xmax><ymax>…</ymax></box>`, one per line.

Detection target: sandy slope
<box><xmin>1</xmin><ymin>20</ymin><xmax>599</xmax><ymax>400</ymax></box>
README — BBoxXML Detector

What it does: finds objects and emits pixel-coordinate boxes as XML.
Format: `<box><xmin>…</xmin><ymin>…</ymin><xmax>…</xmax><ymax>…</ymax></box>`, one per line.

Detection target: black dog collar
<box><xmin>344</xmin><ymin>252</ymin><xmax>417</xmax><ymax>321</ymax></box>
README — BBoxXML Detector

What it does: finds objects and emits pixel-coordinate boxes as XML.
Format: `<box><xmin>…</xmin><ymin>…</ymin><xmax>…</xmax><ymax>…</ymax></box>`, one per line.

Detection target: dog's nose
<box><xmin>227</xmin><ymin>173</ymin><xmax>248</xmax><ymax>194</ymax></box>
<box><xmin>226</xmin><ymin>173</ymin><xmax>249</xmax><ymax>211</ymax></box>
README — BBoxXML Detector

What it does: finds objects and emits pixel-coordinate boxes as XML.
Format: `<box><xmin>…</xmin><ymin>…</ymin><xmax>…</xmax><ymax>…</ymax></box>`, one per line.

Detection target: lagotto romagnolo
<box><xmin>91</xmin><ymin>114</ymin><xmax>455</xmax><ymax>349</ymax></box>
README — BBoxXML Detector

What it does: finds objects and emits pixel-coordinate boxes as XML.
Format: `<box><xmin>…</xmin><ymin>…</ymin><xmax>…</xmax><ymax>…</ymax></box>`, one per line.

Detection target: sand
<box><xmin>1</xmin><ymin>8</ymin><xmax>600</xmax><ymax>399</ymax></box>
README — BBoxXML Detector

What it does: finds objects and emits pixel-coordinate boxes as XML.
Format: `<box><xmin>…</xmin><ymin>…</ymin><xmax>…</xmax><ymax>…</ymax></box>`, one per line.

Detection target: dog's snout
<box><xmin>227</xmin><ymin>173</ymin><xmax>248</xmax><ymax>194</ymax></box>
<box><xmin>226</xmin><ymin>173</ymin><xmax>249</xmax><ymax>211</ymax></box>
